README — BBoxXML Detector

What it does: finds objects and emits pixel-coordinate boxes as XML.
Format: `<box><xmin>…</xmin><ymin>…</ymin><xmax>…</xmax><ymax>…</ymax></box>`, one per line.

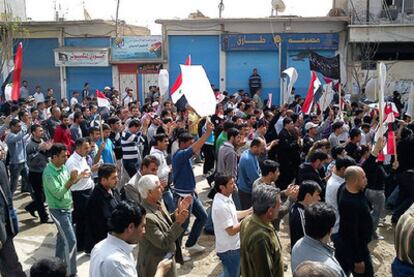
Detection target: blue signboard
<box><xmin>222</xmin><ymin>33</ymin><xmax>339</xmax><ymax>51</ymax></box>
<box><xmin>111</xmin><ymin>36</ymin><xmax>162</xmax><ymax>62</ymax></box>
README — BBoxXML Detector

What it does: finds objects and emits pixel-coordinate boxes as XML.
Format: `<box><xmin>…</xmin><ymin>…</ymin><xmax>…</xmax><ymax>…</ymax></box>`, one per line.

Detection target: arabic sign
<box><xmin>221</xmin><ymin>33</ymin><xmax>339</xmax><ymax>51</ymax></box>
<box><xmin>138</xmin><ymin>64</ymin><xmax>162</xmax><ymax>74</ymax></box>
<box><xmin>54</xmin><ymin>48</ymin><xmax>109</xmax><ymax>67</ymax></box>
<box><xmin>111</xmin><ymin>36</ymin><xmax>162</xmax><ymax>62</ymax></box>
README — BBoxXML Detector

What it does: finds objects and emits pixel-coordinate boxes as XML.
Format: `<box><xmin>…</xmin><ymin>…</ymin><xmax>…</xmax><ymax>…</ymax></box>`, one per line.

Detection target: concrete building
<box><xmin>156</xmin><ymin>16</ymin><xmax>348</xmax><ymax>105</ymax></box>
<box><xmin>12</xmin><ymin>20</ymin><xmax>154</xmax><ymax>101</ymax></box>
<box><xmin>346</xmin><ymin>0</ymin><xmax>414</xmax><ymax>97</ymax></box>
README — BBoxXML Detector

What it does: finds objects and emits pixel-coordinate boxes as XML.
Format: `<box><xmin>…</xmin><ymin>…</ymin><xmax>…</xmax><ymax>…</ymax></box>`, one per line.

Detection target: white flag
<box><xmin>180</xmin><ymin>65</ymin><xmax>216</xmax><ymax>117</ymax></box>
<box><xmin>282</xmin><ymin>67</ymin><xmax>298</xmax><ymax>105</ymax></box>
<box><xmin>158</xmin><ymin>69</ymin><xmax>169</xmax><ymax>102</ymax></box>
<box><xmin>406</xmin><ymin>82</ymin><xmax>414</xmax><ymax>118</ymax></box>
<box><xmin>378</xmin><ymin>62</ymin><xmax>387</xmax><ymax>137</ymax></box>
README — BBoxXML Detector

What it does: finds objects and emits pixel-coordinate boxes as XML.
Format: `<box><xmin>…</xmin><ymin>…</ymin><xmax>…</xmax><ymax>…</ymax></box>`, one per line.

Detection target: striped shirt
<box><xmin>395</xmin><ymin>205</ymin><xmax>414</xmax><ymax>265</ymax></box>
<box><xmin>121</xmin><ymin>131</ymin><xmax>145</xmax><ymax>161</ymax></box>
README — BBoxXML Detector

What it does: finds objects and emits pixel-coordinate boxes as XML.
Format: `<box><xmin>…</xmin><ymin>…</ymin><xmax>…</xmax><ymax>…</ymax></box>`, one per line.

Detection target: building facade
<box><xmin>12</xmin><ymin>20</ymin><xmax>151</xmax><ymax>101</ymax></box>
<box><xmin>156</xmin><ymin>17</ymin><xmax>348</xmax><ymax>105</ymax></box>
<box><xmin>347</xmin><ymin>0</ymin><xmax>414</xmax><ymax>98</ymax></box>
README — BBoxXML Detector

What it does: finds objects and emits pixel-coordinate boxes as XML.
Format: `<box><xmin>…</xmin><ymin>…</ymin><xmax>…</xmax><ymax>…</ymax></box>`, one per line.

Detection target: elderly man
<box><xmin>137</xmin><ymin>175</ymin><xmax>191</xmax><ymax>277</ymax></box>
<box><xmin>240</xmin><ymin>185</ymin><xmax>283</xmax><ymax>277</ymax></box>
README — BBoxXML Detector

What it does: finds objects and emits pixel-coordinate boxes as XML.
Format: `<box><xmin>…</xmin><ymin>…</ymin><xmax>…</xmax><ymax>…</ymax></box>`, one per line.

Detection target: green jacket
<box><xmin>42</xmin><ymin>162</ymin><xmax>72</xmax><ymax>210</ymax></box>
<box><xmin>240</xmin><ymin>214</ymin><xmax>283</xmax><ymax>277</ymax></box>
<box><xmin>215</xmin><ymin>132</ymin><xmax>228</xmax><ymax>154</ymax></box>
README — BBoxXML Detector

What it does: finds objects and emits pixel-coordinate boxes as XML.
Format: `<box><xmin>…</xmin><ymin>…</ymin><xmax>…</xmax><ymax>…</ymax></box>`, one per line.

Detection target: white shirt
<box><xmin>65</xmin><ymin>151</ymin><xmax>94</xmax><ymax>191</ymax></box>
<box><xmin>325</xmin><ymin>172</ymin><xmax>345</xmax><ymax>234</ymax></box>
<box><xmin>212</xmin><ymin>192</ymin><xmax>240</xmax><ymax>253</ymax></box>
<box><xmin>275</xmin><ymin>116</ymin><xmax>285</xmax><ymax>135</ymax></box>
<box><xmin>90</xmin><ymin>234</ymin><xmax>137</xmax><ymax>277</ymax></box>
<box><xmin>33</xmin><ymin>92</ymin><xmax>45</xmax><ymax>104</ymax></box>
<box><xmin>70</xmin><ymin>96</ymin><xmax>78</xmax><ymax>107</ymax></box>
<box><xmin>150</xmin><ymin>147</ymin><xmax>170</xmax><ymax>182</ymax></box>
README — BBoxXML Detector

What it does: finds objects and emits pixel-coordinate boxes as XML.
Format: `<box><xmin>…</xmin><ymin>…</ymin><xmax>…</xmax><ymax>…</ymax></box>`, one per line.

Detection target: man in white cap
<box><xmin>302</xmin><ymin>122</ymin><xmax>319</xmax><ymax>158</ymax></box>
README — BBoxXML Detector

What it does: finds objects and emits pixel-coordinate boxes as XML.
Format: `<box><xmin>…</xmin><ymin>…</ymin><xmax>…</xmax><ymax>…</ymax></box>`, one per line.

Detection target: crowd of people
<box><xmin>0</xmin><ymin>78</ymin><xmax>413</xmax><ymax>277</ymax></box>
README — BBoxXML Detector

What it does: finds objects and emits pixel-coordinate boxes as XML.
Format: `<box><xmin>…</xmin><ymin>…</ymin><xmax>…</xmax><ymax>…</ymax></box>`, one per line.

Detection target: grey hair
<box><xmin>252</xmin><ymin>184</ymin><xmax>280</xmax><ymax>216</ymax></box>
<box><xmin>293</xmin><ymin>261</ymin><xmax>337</xmax><ymax>277</ymax></box>
<box><xmin>137</xmin><ymin>174</ymin><xmax>160</xmax><ymax>199</ymax></box>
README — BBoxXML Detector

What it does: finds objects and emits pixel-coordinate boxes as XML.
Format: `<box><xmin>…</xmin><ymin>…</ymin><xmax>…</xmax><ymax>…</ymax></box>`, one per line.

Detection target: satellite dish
<box><xmin>271</xmin><ymin>0</ymin><xmax>286</xmax><ymax>15</ymax></box>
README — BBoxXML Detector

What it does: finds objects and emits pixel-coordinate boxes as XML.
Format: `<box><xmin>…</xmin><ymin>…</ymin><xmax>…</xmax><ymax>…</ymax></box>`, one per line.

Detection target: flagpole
<box><xmin>279</xmin><ymin>42</ymin><xmax>283</xmax><ymax>106</ymax></box>
<box><xmin>99</xmin><ymin>114</ymin><xmax>104</xmax><ymax>141</ymax></box>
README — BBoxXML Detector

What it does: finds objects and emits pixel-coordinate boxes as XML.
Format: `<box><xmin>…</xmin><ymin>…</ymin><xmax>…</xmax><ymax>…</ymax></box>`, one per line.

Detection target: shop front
<box><xmin>111</xmin><ymin>36</ymin><xmax>163</xmax><ymax>103</ymax></box>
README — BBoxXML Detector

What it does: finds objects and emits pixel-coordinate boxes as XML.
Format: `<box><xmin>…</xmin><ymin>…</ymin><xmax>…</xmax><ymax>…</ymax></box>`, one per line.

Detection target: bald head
<box><xmin>344</xmin><ymin>166</ymin><xmax>367</xmax><ymax>191</ymax></box>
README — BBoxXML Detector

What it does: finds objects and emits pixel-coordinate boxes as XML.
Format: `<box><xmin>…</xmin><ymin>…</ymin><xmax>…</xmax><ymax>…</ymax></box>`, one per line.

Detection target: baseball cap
<box><xmin>305</xmin><ymin>122</ymin><xmax>319</xmax><ymax>131</ymax></box>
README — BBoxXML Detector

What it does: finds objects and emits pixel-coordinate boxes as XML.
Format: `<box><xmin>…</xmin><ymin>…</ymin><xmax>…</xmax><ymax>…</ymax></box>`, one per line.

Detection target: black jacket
<box><xmin>362</xmin><ymin>154</ymin><xmax>388</xmax><ymax>191</ymax></box>
<box><xmin>289</xmin><ymin>202</ymin><xmax>306</xmax><ymax>249</ymax></box>
<box><xmin>337</xmin><ymin>186</ymin><xmax>373</xmax><ymax>263</ymax></box>
<box><xmin>85</xmin><ymin>184</ymin><xmax>121</xmax><ymax>253</ymax></box>
<box><xmin>0</xmin><ymin>160</ymin><xmax>16</xmax><ymax>243</ymax></box>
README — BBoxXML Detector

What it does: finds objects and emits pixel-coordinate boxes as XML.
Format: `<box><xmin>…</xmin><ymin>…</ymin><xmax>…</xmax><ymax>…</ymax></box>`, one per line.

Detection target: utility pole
<box><xmin>218</xmin><ymin>0</ymin><xmax>224</xmax><ymax>18</ymax></box>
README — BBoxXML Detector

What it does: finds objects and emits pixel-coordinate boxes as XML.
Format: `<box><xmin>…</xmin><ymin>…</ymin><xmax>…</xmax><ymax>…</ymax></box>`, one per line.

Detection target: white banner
<box><xmin>54</xmin><ymin>48</ymin><xmax>109</xmax><ymax>67</ymax></box>
<box><xmin>282</xmin><ymin>67</ymin><xmax>298</xmax><ymax>105</ymax></box>
<box><xmin>180</xmin><ymin>65</ymin><xmax>216</xmax><ymax>117</ymax></box>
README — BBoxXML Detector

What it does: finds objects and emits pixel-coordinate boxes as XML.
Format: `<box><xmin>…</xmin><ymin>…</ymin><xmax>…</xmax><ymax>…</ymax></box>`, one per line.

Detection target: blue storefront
<box><xmin>168</xmin><ymin>35</ymin><xmax>220</xmax><ymax>91</ymax></box>
<box><xmin>222</xmin><ymin>33</ymin><xmax>339</xmax><ymax>105</ymax></box>
<box><xmin>16</xmin><ymin>38</ymin><xmax>61</xmax><ymax>99</ymax></box>
<box><xmin>63</xmin><ymin>37</ymin><xmax>112</xmax><ymax>99</ymax></box>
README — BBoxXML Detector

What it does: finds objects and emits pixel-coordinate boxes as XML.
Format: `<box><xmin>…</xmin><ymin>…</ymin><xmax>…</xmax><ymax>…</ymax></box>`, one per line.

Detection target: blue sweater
<box><xmin>237</xmin><ymin>149</ymin><xmax>261</xmax><ymax>194</ymax></box>
<box><xmin>6</xmin><ymin>131</ymin><xmax>26</xmax><ymax>164</ymax></box>
<box><xmin>172</xmin><ymin>147</ymin><xmax>196</xmax><ymax>194</ymax></box>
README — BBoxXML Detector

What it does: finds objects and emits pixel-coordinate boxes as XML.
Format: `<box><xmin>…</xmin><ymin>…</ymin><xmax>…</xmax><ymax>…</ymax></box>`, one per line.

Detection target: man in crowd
<box><xmin>123</xmin><ymin>155</ymin><xmax>159</xmax><ymax>204</ymax></box>
<box><xmin>212</xmin><ymin>175</ymin><xmax>252</xmax><ymax>277</ymax></box>
<box><xmin>85</xmin><ymin>164</ymin><xmax>121</xmax><ymax>254</ymax></box>
<box><xmin>150</xmin><ymin>133</ymin><xmax>174</xmax><ymax>212</ymax></box>
<box><xmin>291</xmin><ymin>202</ymin><xmax>346</xmax><ymax>276</ymax></box>
<box><xmin>325</xmin><ymin>156</ymin><xmax>356</xmax><ymax>237</ymax></box>
<box><xmin>53</xmin><ymin>113</ymin><xmax>75</xmax><ymax>153</ymax></box>
<box><xmin>138</xmin><ymin>174</ymin><xmax>191</xmax><ymax>277</ymax></box>
<box><xmin>121</xmin><ymin>119</ymin><xmax>145</xmax><ymax>178</ymax></box>
<box><xmin>289</xmin><ymin>180</ymin><xmax>321</xmax><ymax>249</ymax></box>
<box><xmin>65</xmin><ymin>138</ymin><xmax>97</xmax><ymax>252</ymax></box>
<box><xmin>240</xmin><ymin>184</ymin><xmax>283</xmax><ymax>277</ymax></box>
<box><xmin>43</xmin><ymin>144</ymin><xmax>88</xmax><ymax>276</ymax></box>
<box><xmin>216</xmin><ymin>128</ymin><xmax>241</xmax><ymax>177</ymax></box>
<box><xmin>6</xmin><ymin>119</ymin><xmax>30</xmax><ymax>194</ymax></box>
<box><xmin>70</xmin><ymin>111</ymin><xmax>84</xmax><ymax>142</ymax></box>
<box><xmin>0</xmin><ymin>146</ymin><xmax>25</xmax><ymax>276</ymax></box>
<box><xmin>237</xmin><ymin>138</ymin><xmax>265</xmax><ymax>209</ymax></box>
<box><xmin>248</xmin><ymin>68</ymin><xmax>261</xmax><ymax>97</ymax></box>
<box><xmin>26</xmin><ymin>124</ymin><xmax>53</xmax><ymax>223</ymax></box>
<box><xmin>335</xmin><ymin>166</ymin><xmax>374</xmax><ymax>277</ymax></box>
<box><xmin>172</xmin><ymin>121</ymin><xmax>214</xmax><ymax>254</ymax></box>
<box><xmin>90</xmin><ymin>201</ymin><xmax>172</xmax><ymax>277</ymax></box>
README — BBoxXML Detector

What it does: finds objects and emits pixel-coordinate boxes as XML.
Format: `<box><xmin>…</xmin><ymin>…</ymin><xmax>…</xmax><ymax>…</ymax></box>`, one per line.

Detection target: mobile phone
<box><xmin>164</xmin><ymin>252</ymin><xmax>174</xmax><ymax>260</ymax></box>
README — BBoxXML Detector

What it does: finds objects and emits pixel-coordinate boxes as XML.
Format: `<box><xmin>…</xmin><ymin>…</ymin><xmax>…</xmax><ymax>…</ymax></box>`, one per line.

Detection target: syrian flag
<box><xmin>375</xmin><ymin>103</ymin><xmax>397</xmax><ymax>161</ymax></box>
<box><xmin>1</xmin><ymin>42</ymin><xmax>23</xmax><ymax>101</ymax></box>
<box><xmin>170</xmin><ymin>55</ymin><xmax>191</xmax><ymax>104</ymax></box>
<box><xmin>96</xmin><ymin>89</ymin><xmax>110</xmax><ymax>108</ymax></box>
<box><xmin>302</xmin><ymin>71</ymin><xmax>322</xmax><ymax>115</ymax></box>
